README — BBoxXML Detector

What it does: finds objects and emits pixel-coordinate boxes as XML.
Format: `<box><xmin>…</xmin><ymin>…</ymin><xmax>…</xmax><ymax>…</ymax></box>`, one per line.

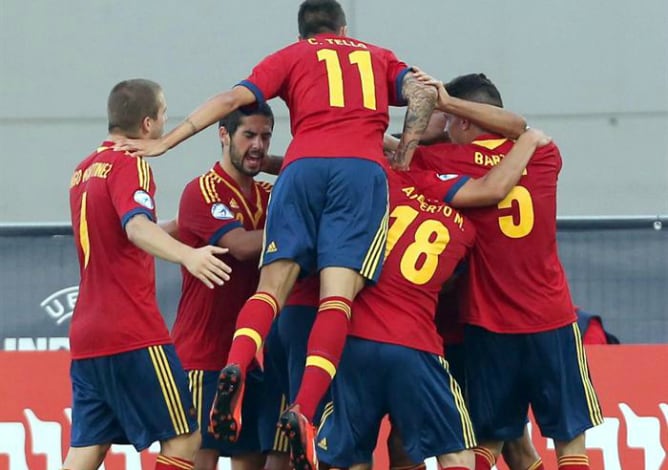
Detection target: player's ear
<box><xmin>140</xmin><ymin>115</ymin><xmax>152</xmax><ymax>135</ymax></box>
<box><xmin>219</xmin><ymin>126</ymin><xmax>230</xmax><ymax>145</ymax></box>
<box><xmin>339</xmin><ymin>25</ymin><xmax>348</xmax><ymax>36</ymax></box>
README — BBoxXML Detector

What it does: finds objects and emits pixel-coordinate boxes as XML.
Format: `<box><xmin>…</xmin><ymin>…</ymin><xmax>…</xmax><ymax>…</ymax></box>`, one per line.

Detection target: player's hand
<box><xmin>522</xmin><ymin>127</ymin><xmax>552</xmax><ymax>147</ymax></box>
<box><xmin>389</xmin><ymin>156</ymin><xmax>410</xmax><ymax>171</ymax></box>
<box><xmin>411</xmin><ymin>67</ymin><xmax>450</xmax><ymax>110</ymax></box>
<box><xmin>183</xmin><ymin>245</ymin><xmax>232</xmax><ymax>289</ymax></box>
<box><xmin>114</xmin><ymin>138</ymin><xmax>169</xmax><ymax>158</ymax></box>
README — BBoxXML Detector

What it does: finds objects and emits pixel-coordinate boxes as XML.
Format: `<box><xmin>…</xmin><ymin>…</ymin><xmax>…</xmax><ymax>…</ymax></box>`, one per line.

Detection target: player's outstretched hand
<box><xmin>114</xmin><ymin>138</ymin><xmax>169</xmax><ymax>158</ymax></box>
<box><xmin>183</xmin><ymin>246</ymin><xmax>232</xmax><ymax>289</ymax></box>
<box><xmin>524</xmin><ymin>127</ymin><xmax>552</xmax><ymax>147</ymax></box>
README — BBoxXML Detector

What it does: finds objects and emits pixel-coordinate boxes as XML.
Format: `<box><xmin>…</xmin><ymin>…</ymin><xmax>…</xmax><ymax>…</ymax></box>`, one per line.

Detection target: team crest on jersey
<box><xmin>211</xmin><ymin>203</ymin><xmax>234</xmax><ymax>220</ymax></box>
<box><xmin>437</xmin><ymin>173</ymin><xmax>459</xmax><ymax>182</ymax></box>
<box><xmin>133</xmin><ymin>190</ymin><xmax>154</xmax><ymax>209</ymax></box>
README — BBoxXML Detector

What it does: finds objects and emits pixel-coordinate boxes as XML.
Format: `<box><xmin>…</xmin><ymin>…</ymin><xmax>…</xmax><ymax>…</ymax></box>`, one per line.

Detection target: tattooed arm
<box><xmin>412</xmin><ymin>69</ymin><xmax>527</xmax><ymax>139</ymax></box>
<box><xmin>391</xmin><ymin>73</ymin><xmax>438</xmax><ymax>170</ymax></box>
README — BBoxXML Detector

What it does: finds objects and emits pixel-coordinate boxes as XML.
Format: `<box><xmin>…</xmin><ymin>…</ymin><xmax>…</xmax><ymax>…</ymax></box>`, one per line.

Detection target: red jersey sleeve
<box><xmin>178</xmin><ymin>179</ymin><xmax>243</xmax><ymax>246</ymax></box>
<box><xmin>239</xmin><ymin>49</ymin><xmax>290</xmax><ymax>104</ymax></box>
<box><xmin>405</xmin><ymin>169</ymin><xmax>470</xmax><ymax>204</ymax></box>
<box><xmin>107</xmin><ymin>156</ymin><xmax>157</xmax><ymax>228</ymax></box>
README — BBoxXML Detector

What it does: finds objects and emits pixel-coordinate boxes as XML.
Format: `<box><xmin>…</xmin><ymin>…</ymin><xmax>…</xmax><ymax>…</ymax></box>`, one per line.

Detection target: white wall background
<box><xmin>1</xmin><ymin>0</ymin><xmax>667</xmax><ymax>222</ymax></box>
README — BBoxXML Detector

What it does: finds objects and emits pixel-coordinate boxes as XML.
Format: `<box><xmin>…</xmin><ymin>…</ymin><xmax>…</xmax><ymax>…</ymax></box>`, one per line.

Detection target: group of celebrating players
<box><xmin>64</xmin><ymin>1</ymin><xmax>602</xmax><ymax>470</ymax></box>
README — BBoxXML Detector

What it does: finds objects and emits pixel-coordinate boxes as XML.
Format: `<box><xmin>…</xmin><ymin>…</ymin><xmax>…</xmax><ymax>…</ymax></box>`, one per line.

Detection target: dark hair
<box><xmin>298</xmin><ymin>0</ymin><xmax>346</xmax><ymax>38</ymax></box>
<box><xmin>445</xmin><ymin>73</ymin><xmax>503</xmax><ymax>108</ymax></box>
<box><xmin>218</xmin><ymin>102</ymin><xmax>275</xmax><ymax>136</ymax></box>
<box><xmin>107</xmin><ymin>79</ymin><xmax>162</xmax><ymax>133</ymax></box>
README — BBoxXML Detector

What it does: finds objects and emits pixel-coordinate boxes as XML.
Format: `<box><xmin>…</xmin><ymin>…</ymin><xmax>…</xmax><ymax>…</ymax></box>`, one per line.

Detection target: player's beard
<box><xmin>230</xmin><ymin>141</ymin><xmax>263</xmax><ymax>177</ymax></box>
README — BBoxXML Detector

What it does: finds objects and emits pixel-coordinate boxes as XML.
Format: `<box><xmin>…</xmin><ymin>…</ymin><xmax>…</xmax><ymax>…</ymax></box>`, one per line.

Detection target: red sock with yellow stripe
<box><xmin>558</xmin><ymin>454</ymin><xmax>589</xmax><ymax>469</ymax></box>
<box><xmin>294</xmin><ymin>296</ymin><xmax>352</xmax><ymax>421</ymax></box>
<box><xmin>226</xmin><ymin>292</ymin><xmax>279</xmax><ymax>376</ymax></box>
<box><xmin>473</xmin><ymin>447</ymin><xmax>496</xmax><ymax>470</ymax></box>
<box><xmin>155</xmin><ymin>454</ymin><xmax>194</xmax><ymax>470</ymax></box>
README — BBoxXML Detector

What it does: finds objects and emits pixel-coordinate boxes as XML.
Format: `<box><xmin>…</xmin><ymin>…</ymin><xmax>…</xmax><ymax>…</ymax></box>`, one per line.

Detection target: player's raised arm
<box><xmin>413</xmin><ymin>68</ymin><xmax>527</xmax><ymax>139</ymax></box>
<box><xmin>116</xmin><ymin>86</ymin><xmax>257</xmax><ymax>157</ymax></box>
<box><xmin>125</xmin><ymin>214</ymin><xmax>232</xmax><ymax>288</ymax></box>
<box><xmin>391</xmin><ymin>72</ymin><xmax>438</xmax><ymax>170</ymax></box>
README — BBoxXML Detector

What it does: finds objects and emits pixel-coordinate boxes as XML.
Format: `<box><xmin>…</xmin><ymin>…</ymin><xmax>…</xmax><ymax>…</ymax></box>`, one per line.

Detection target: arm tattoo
<box><xmin>393</xmin><ymin>74</ymin><xmax>437</xmax><ymax>168</ymax></box>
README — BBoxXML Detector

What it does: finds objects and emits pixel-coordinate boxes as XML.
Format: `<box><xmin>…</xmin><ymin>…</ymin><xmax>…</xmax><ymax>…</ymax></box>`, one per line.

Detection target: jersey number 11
<box><xmin>317</xmin><ymin>49</ymin><xmax>377</xmax><ymax>110</ymax></box>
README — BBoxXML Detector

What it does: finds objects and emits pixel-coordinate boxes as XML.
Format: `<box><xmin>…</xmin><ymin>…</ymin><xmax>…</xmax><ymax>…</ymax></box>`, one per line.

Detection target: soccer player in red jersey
<box><xmin>115</xmin><ymin>3</ymin><xmax>526</xmax><ymax>467</ymax></box>
<box><xmin>172</xmin><ymin>104</ymin><xmax>275</xmax><ymax>470</ymax></box>
<box><xmin>315</xmin><ymin>167</ymin><xmax>476</xmax><ymax>470</ymax></box>
<box><xmin>413</xmin><ymin>74</ymin><xmax>602</xmax><ymax>470</ymax></box>
<box><xmin>64</xmin><ymin>79</ymin><xmax>231</xmax><ymax>470</ymax></box>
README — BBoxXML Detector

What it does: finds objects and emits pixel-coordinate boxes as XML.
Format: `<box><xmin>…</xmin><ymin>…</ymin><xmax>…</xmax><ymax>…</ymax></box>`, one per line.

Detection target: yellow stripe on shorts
<box><xmin>148</xmin><ymin>345</ymin><xmax>190</xmax><ymax>435</ymax></box>
<box><xmin>572</xmin><ymin>323</ymin><xmax>604</xmax><ymax>425</ymax></box>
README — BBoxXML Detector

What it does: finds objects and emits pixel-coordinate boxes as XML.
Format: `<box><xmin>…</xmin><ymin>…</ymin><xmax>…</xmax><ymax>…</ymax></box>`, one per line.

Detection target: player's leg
<box><xmin>104</xmin><ymin>346</ymin><xmax>200</xmax><ymax>469</ymax></box>
<box><xmin>210</xmin><ymin>260</ymin><xmax>300</xmax><ymax>442</ymax></box>
<box><xmin>463</xmin><ymin>326</ymin><xmax>529</xmax><ymax>470</ymax></box>
<box><xmin>157</xmin><ymin>432</ymin><xmax>201</xmax><ymax>470</ymax></box>
<box><xmin>63</xmin><ymin>358</ymin><xmax>127</xmax><ymax>470</ymax></box>
<box><xmin>316</xmin><ymin>337</ymin><xmax>389</xmax><ymax>470</ymax></box>
<box><xmin>282</xmin><ymin>159</ymin><xmax>389</xmax><ymax>469</ymax></box>
<box><xmin>185</xmin><ymin>370</ymin><xmax>220</xmax><ymax>470</ymax></box>
<box><xmin>349</xmin><ymin>464</ymin><xmax>373</xmax><ymax>470</ymax></box>
<box><xmin>386</xmin><ymin>347</ymin><xmax>475</xmax><ymax>470</ymax></box>
<box><xmin>62</xmin><ymin>444</ymin><xmax>111</xmax><ymax>470</ymax></box>
<box><xmin>258</xmin><ymin>322</ymin><xmax>292</xmax><ymax>470</ymax></box>
<box><xmin>387</xmin><ymin>425</ymin><xmax>426</xmax><ymax>470</ymax></box>
<box><xmin>501</xmin><ymin>424</ymin><xmax>543</xmax><ymax>470</ymax></box>
<box><xmin>211</xmin><ymin>159</ymin><xmax>325</xmax><ymax>441</ymax></box>
<box><xmin>187</xmin><ymin>370</ymin><xmax>265</xmax><ymax>470</ymax></box>
<box><xmin>528</xmin><ymin>323</ymin><xmax>602</xmax><ymax>470</ymax></box>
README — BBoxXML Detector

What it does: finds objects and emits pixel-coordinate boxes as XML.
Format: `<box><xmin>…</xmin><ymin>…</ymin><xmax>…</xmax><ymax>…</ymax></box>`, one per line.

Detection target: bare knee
<box><xmin>319</xmin><ymin>267</ymin><xmax>366</xmax><ymax>300</ymax></box>
<box><xmin>502</xmin><ymin>433</ymin><xmax>541</xmax><ymax>470</ymax></box>
<box><xmin>62</xmin><ymin>443</ymin><xmax>111</xmax><ymax>470</ymax></box>
<box><xmin>160</xmin><ymin>431</ymin><xmax>201</xmax><ymax>462</ymax></box>
<box><xmin>554</xmin><ymin>432</ymin><xmax>586</xmax><ymax>458</ymax></box>
<box><xmin>230</xmin><ymin>452</ymin><xmax>266</xmax><ymax>470</ymax></box>
<box><xmin>264</xmin><ymin>451</ymin><xmax>291</xmax><ymax>470</ymax></box>
<box><xmin>193</xmin><ymin>448</ymin><xmax>219</xmax><ymax>470</ymax></box>
<box><xmin>437</xmin><ymin>449</ymin><xmax>474</xmax><ymax>468</ymax></box>
<box><xmin>257</xmin><ymin>260</ymin><xmax>301</xmax><ymax>305</ymax></box>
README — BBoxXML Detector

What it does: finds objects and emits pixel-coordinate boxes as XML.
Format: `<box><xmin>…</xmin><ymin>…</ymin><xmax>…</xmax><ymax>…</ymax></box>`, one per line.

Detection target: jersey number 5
<box><xmin>497</xmin><ymin>185</ymin><xmax>534</xmax><ymax>238</ymax></box>
<box><xmin>317</xmin><ymin>49</ymin><xmax>377</xmax><ymax>110</ymax></box>
<box><xmin>386</xmin><ymin>205</ymin><xmax>451</xmax><ymax>285</ymax></box>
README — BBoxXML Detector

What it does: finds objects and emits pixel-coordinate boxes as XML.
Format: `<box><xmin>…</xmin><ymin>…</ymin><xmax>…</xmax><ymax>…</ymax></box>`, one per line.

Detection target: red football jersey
<box><xmin>350</xmin><ymin>170</ymin><xmax>475</xmax><ymax>355</ymax></box>
<box><xmin>413</xmin><ymin>136</ymin><xmax>576</xmax><ymax>333</ymax></box>
<box><xmin>239</xmin><ymin>34</ymin><xmax>408</xmax><ymax>168</ymax></box>
<box><xmin>172</xmin><ymin>162</ymin><xmax>271</xmax><ymax>371</ymax></box>
<box><xmin>68</xmin><ymin>142</ymin><xmax>171</xmax><ymax>359</ymax></box>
